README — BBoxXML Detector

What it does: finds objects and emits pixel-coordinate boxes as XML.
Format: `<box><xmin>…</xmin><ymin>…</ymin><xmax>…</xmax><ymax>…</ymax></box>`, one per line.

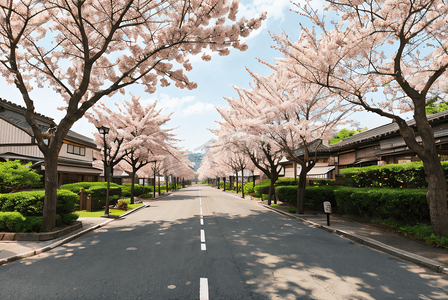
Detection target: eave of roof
<box><xmin>0</xmin><ymin>98</ymin><xmax>97</xmax><ymax>148</ymax></box>
<box><xmin>330</xmin><ymin>110</ymin><xmax>448</xmax><ymax>150</ymax></box>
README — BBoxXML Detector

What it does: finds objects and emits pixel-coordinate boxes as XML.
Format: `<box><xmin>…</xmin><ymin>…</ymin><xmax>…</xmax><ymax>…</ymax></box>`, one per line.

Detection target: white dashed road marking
<box><xmin>200</xmin><ymin>229</ymin><xmax>205</xmax><ymax>243</ymax></box>
<box><xmin>200</xmin><ymin>278</ymin><xmax>209</xmax><ymax>300</ymax></box>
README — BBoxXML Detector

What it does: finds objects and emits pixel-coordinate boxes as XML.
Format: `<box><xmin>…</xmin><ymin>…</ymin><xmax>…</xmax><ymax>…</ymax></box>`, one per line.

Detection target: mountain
<box><xmin>187</xmin><ymin>152</ymin><xmax>204</xmax><ymax>171</ymax></box>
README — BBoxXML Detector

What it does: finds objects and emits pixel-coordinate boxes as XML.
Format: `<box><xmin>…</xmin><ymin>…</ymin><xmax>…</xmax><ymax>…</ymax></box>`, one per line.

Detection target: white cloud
<box><xmin>238</xmin><ymin>0</ymin><xmax>295</xmax><ymax>22</ymax></box>
<box><xmin>141</xmin><ymin>93</ymin><xmax>195</xmax><ymax>114</ymax></box>
<box><xmin>182</xmin><ymin>101</ymin><xmax>215</xmax><ymax>117</ymax></box>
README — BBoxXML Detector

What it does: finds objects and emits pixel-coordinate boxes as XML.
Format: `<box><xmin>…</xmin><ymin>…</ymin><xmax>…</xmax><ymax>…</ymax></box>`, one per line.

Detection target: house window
<box><xmin>67</xmin><ymin>144</ymin><xmax>86</xmax><ymax>156</ymax></box>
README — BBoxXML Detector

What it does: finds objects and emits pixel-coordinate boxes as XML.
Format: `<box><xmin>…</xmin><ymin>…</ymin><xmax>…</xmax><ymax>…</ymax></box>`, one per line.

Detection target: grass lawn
<box><xmin>75</xmin><ymin>203</ymin><xmax>143</xmax><ymax>217</ymax></box>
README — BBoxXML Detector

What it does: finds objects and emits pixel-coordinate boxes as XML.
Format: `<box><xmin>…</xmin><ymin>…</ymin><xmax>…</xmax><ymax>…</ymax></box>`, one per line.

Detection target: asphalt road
<box><xmin>1</xmin><ymin>185</ymin><xmax>447</xmax><ymax>300</ymax></box>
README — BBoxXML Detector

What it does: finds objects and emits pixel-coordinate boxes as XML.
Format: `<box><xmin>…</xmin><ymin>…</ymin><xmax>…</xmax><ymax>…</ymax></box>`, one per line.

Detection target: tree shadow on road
<box><xmin>1</xmin><ymin>208</ymin><xmax>447</xmax><ymax>300</ymax></box>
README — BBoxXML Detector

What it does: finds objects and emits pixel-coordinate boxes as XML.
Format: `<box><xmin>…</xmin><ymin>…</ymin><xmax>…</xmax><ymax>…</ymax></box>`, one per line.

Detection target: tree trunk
<box><xmin>130</xmin><ymin>171</ymin><xmax>135</xmax><ymax>204</ymax></box>
<box><xmin>296</xmin><ymin>166</ymin><xmax>307</xmax><ymax>214</ymax></box>
<box><xmin>236</xmin><ymin>172</ymin><xmax>239</xmax><ymax>194</ymax></box>
<box><xmin>241</xmin><ymin>168</ymin><xmax>245</xmax><ymax>198</ymax></box>
<box><xmin>165</xmin><ymin>173</ymin><xmax>169</xmax><ymax>193</ymax></box>
<box><xmin>153</xmin><ymin>170</ymin><xmax>156</xmax><ymax>198</ymax></box>
<box><xmin>158</xmin><ymin>175</ymin><xmax>161</xmax><ymax>196</ymax></box>
<box><xmin>423</xmin><ymin>155</ymin><xmax>448</xmax><ymax>237</ymax></box>
<box><xmin>267</xmin><ymin>180</ymin><xmax>275</xmax><ymax>206</ymax></box>
<box><xmin>223</xmin><ymin>177</ymin><xmax>226</xmax><ymax>191</ymax></box>
<box><xmin>42</xmin><ymin>155</ymin><xmax>59</xmax><ymax>230</ymax></box>
<box><xmin>253</xmin><ymin>174</ymin><xmax>255</xmax><ymax>189</ymax></box>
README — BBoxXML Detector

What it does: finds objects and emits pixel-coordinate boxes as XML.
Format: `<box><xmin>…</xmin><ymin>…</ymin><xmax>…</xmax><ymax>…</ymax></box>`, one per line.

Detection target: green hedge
<box><xmin>254</xmin><ymin>179</ymin><xmax>271</xmax><ymax>198</ymax></box>
<box><xmin>273</xmin><ymin>185</ymin><xmax>430</xmax><ymax>222</ymax></box>
<box><xmin>275</xmin><ymin>186</ymin><xmax>297</xmax><ymax>204</ymax></box>
<box><xmin>120</xmin><ymin>184</ymin><xmax>153</xmax><ymax>197</ymax></box>
<box><xmin>0</xmin><ymin>211</ymin><xmax>78</xmax><ymax>232</ymax></box>
<box><xmin>274</xmin><ymin>178</ymin><xmax>298</xmax><ymax>187</ymax></box>
<box><xmin>219</xmin><ymin>182</ymin><xmax>231</xmax><ymax>190</ymax></box>
<box><xmin>0</xmin><ymin>190</ymin><xmax>77</xmax><ymax>216</ymax></box>
<box><xmin>338</xmin><ymin>161</ymin><xmax>447</xmax><ymax>188</ymax></box>
<box><xmin>304</xmin><ymin>186</ymin><xmax>337</xmax><ymax>210</ymax></box>
<box><xmin>60</xmin><ymin>182</ymin><xmax>120</xmax><ymax>194</ymax></box>
<box><xmin>350</xmin><ymin>188</ymin><xmax>429</xmax><ymax>221</ymax></box>
<box><xmin>274</xmin><ymin>185</ymin><xmax>337</xmax><ymax>210</ymax></box>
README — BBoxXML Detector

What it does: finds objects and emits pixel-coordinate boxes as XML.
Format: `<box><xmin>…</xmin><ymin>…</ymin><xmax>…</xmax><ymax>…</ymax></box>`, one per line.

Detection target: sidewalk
<box><xmin>259</xmin><ymin>201</ymin><xmax>448</xmax><ymax>274</ymax></box>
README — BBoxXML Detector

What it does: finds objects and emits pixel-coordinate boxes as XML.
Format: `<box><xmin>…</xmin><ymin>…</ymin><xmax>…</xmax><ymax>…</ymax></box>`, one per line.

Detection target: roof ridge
<box><xmin>0</xmin><ymin>98</ymin><xmax>55</xmax><ymax>122</ymax></box>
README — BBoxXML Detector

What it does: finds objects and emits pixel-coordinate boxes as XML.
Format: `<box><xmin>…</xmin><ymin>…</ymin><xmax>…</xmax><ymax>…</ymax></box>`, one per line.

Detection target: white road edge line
<box><xmin>200</xmin><ymin>278</ymin><xmax>209</xmax><ymax>300</ymax></box>
<box><xmin>201</xmin><ymin>229</ymin><xmax>205</xmax><ymax>243</ymax></box>
<box><xmin>201</xmin><ymin>243</ymin><xmax>206</xmax><ymax>251</ymax></box>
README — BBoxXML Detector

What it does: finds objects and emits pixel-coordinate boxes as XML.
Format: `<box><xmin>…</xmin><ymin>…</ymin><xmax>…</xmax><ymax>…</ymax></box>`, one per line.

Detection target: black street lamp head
<box><xmin>97</xmin><ymin>125</ymin><xmax>110</xmax><ymax>135</ymax></box>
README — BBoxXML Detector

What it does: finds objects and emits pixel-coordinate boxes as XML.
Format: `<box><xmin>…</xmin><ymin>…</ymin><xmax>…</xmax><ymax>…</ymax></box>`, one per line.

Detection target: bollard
<box><xmin>323</xmin><ymin>201</ymin><xmax>331</xmax><ymax>226</ymax></box>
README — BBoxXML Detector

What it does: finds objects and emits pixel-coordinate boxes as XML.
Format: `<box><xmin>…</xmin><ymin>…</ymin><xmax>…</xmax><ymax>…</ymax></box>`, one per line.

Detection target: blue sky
<box><xmin>1</xmin><ymin>0</ymin><xmax>393</xmax><ymax>152</ymax></box>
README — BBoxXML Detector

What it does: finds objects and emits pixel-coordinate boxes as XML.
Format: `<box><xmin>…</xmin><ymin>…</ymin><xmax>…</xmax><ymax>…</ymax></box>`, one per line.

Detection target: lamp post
<box><xmin>97</xmin><ymin>126</ymin><xmax>111</xmax><ymax>218</ymax></box>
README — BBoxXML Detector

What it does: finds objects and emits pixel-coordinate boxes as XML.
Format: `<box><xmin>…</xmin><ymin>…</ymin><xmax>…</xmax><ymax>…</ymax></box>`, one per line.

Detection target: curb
<box><xmin>0</xmin><ymin>203</ymin><xmax>151</xmax><ymax>266</ymax></box>
<box><xmin>260</xmin><ymin>203</ymin><xmax>448</xmax><ymax>275</ymax></box>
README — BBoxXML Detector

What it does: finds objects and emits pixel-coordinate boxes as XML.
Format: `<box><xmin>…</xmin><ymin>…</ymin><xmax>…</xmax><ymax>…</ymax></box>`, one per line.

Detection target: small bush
<box><xmin>339</xmin><ymin>162</ymin><xmax>432</xmax><ymax>188</ymax></box>
<box><xmin>274</xmin><ymin>178</ymin><xmax>298</xmax><ymax>187</ymax></box>
<box><xmin>120</xmin><ymin>184</ymin><xmax>153</xmax><ymax>197</ymax></box>
<box><xmin>244</xmin><ymin>182</ymin><xmax>255</xmax><ymax>195</ymax></box>
<box><xmin>117</xmin><ymin>200</ymin><xmax>128</xmax><ymax>210</ymax></box>
<box><xmin>285</xmin><ymin>207</ymin><xmax>298</xmax><ymax>213</ymax></box>
<box><xmin>308</xmin><ymin>179</ymin><xmax>336</xmax><ymax>186</ymax></box>
<box><xmin>0</xmin><ymin>190</ymin><xmax>78</xmax><ymax>216</ymax></box>
<box><xmin>0</xmin><ymin>212</ymin><xmax>47</xmax><ymax>232</ymax></box>
<box><xmin>60</xmin><ymin>182</ymin><xmax>120</xmax><ymax>194</ymax></box>
<box><xmin>0</xmin><ymin>211</ymin><xmax>25</xmax><ymax>232</ymax></box>
<box><xmin>305</xmin><ymin>186</ymin><xmax>337</xmax><ymax>211</ymax></box>
<box><xmin>275</xmin><ymin>186</ymin><xmax>297</xmax><ymax>204</ymax></box>
<box><xmin>270</xmin><ymin>204</ymin><xmax>279</xmax><ymax>208</ymax></box>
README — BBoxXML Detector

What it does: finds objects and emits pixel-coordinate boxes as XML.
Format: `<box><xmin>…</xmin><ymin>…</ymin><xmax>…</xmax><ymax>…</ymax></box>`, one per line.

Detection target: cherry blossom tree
<box><xmin>272</xmin><ymin>0</ymin><xmax>448</xmax><ymax>236</ymax></box>
<box><xmin>225</xmin><ymin>69</ymin><xmax>349</xmax><ymax>213</ymax></box>
<box><xmin>89</xmin><ymin>94</ymin><xmax>177</xmax><ymax>203</ymax></box>
<box><xmin>0</xmin><ymin>0</ymin><xmax>265</xmax><ymax>229</ymax></box>
<box><xmin>218</xmin><ymin>89</ymin><xmax>285</xmax><ymax>205</ymax></box>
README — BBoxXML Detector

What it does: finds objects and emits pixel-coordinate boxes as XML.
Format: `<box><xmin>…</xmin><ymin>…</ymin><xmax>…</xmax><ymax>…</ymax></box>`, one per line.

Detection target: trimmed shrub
<box><xmin>0</xmin><ymin>190</ymin><xmax>77</xmax><ymax>216</ymax></box>
<box><xmin>308</xmin><ymin>179</ymin><xmax>336</xmax><ymax>186</ymax></box>
<box><xmin>275</xmin><ymin>186</ymin><xmax>297</xmax><ymax>204</ymax></box>
<box><xmin>340</xmin><ymin>162</ymin><xmax>432</xmax><ymax>188</ymax></box>
<box><xmin>333</xmin><ymin>187</ymin><xmax>360</xmax><ymax>215</ymax></box>
<box><xmin>0</xmin><ymin>212</ymin><xmax>46</xmax><ymax>232</ymax></box>
<box><xmin>305</xmin><ymin>186</ymin><xmax>337</xmax><ymax>211</ymax></box>
<box><xmin>254</xmin><ymin>179</ymin><xmax>271</xmax><ymax>198</ymax></box>
<box><xmin>85</xmin><ymin>185</ymin><xmax>121</xmax><ymax>209</ymax></box>
<box><xmin>60</xmin><ymin>182</ymin><xmax>120</xmax><ymax>194</ymax></box>
<box><xmin>244</xmin><ymin>182</ymin><xmax>255</xmax><ymax>195</ymax></box>
<box><xmin>219</xmin><ymin>182</ymin><xmax>231</xmax><ymax>190</ymax></box>
<box><xmin>0</xmin><ymin>211</ymin><xmax>25</xmax><ymax>232</ymax></box>
<box><xmin>274</xmin><ymin>178</ymin><xmax>298</xmax><ymax>187</ymax></box>
<box><xmin>1</xmin><ymin>191</ymin><xmax>44</xmax><ymax>216</ymax></box>
<box><xmin>120</xmin><ymin>184</ymin><xmax>152</xmax><ymax>197</ymax></box>
<box><xmin>56</xmin><ymin>190</ymin><xmax>78</xmax><ymax>215</ymax></box>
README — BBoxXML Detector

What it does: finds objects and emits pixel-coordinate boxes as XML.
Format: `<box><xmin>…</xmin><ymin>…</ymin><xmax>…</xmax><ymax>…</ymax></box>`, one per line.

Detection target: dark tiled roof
<box><xmin>0</xmin><ymin>98</ymin><xmax>97</xmax><ymax>148</ymax></box>
<box><xmin>331</xmin><ymin>110</ymin><xmax>448</xmax><ymax>150</ymax></box>
<box><xmin>294</xmin><ymin>139</ymin><xmax>331</xmax><ymax>157</ymax></box>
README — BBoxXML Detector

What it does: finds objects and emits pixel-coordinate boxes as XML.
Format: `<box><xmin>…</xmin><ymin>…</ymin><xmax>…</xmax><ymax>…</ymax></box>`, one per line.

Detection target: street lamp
<box><xmin>97</xmin><ymin>126</ymin><xmax>111</xmax><ymax>217</ymax></box>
